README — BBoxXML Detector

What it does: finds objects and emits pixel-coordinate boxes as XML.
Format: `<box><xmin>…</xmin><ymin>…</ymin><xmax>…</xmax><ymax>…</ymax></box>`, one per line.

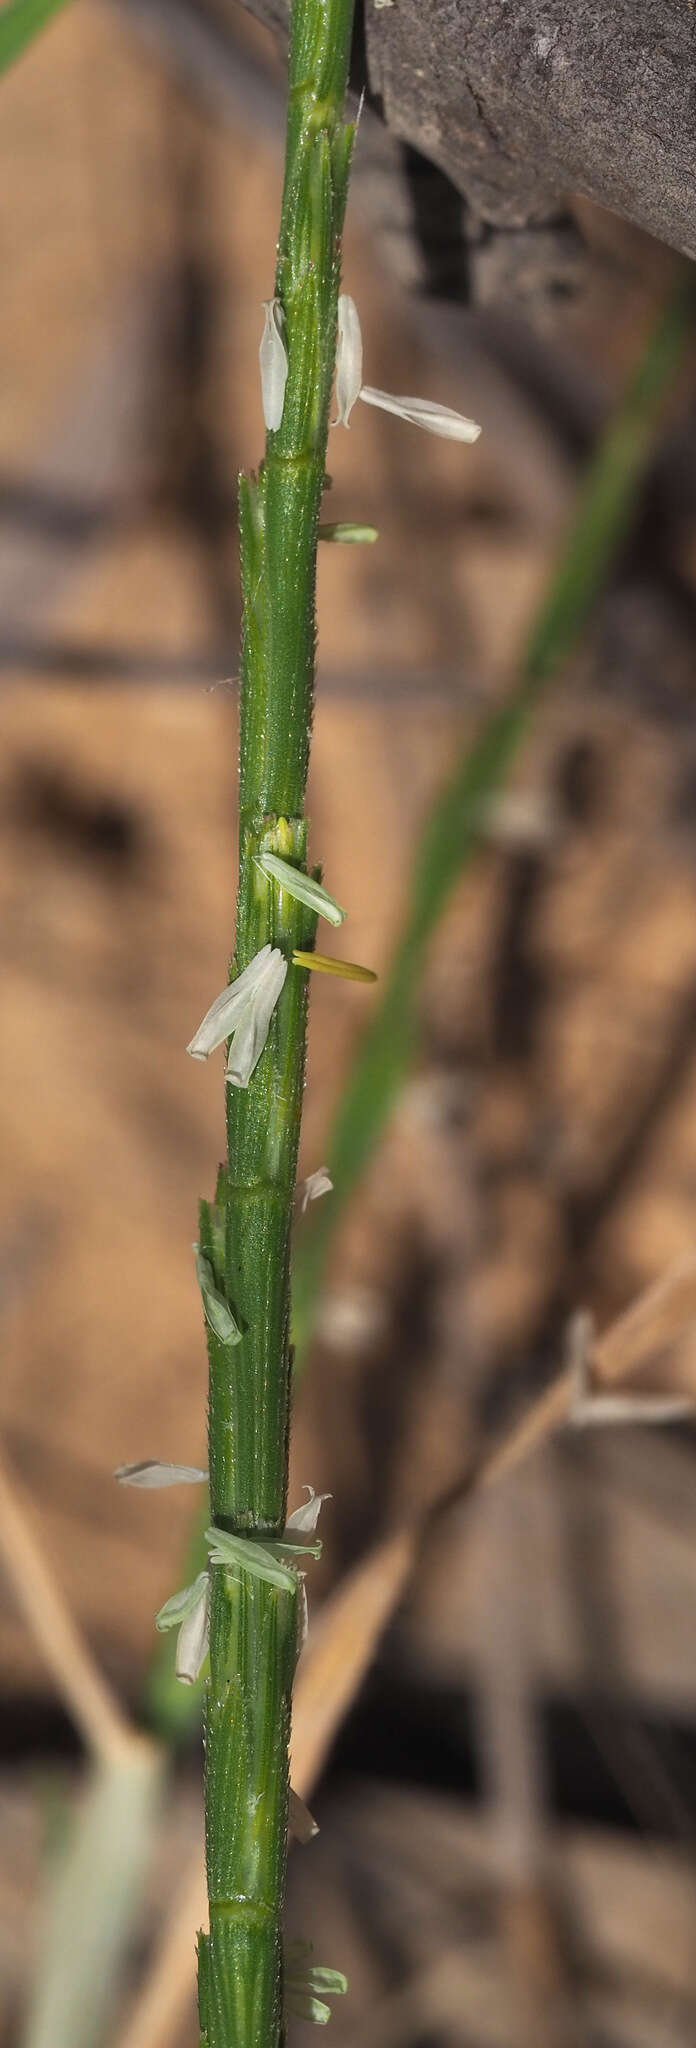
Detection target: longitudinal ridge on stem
<box><xmin>200</xmin><ymin>0</ymin><xmax>358</xmax><ymax>2040</ymax></box>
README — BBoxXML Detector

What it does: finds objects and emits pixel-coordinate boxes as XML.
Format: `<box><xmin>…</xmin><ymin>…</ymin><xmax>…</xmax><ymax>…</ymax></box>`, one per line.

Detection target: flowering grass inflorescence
<box><xmin>118</xmin><ymin>0</ymin><xmax>481</xmax><ymax>2038</ymax></box>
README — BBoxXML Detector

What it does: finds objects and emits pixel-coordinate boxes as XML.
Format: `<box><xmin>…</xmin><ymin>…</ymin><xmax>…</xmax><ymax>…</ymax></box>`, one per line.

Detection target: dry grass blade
<box><xmin>116</xmin><ymin>1251</ymin><xmax>696</xmax><ymax>2048</ymax></box>
<box><xmin>481</xmin><ymin>1248</ymin><xmax>696</xmax><ymax>1494</ymax></box>
<box><xmin>0</xmin><ymin>1445</ymin><xmax>140</xmax><ymax>1764</ymax></box>
<box><xmin>116</xmin><ymin>1859</ymin><xmax>208</xmax><ymax>2048</ymax></box>
<box><xmin>290</xmin><ymin>1525</ymin><xmax>418</xmax><ymax>1795</ymax></box>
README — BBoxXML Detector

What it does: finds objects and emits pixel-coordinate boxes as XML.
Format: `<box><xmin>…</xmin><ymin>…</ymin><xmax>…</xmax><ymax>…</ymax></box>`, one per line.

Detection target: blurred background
<box><xmin>2</xmin><ymin>4</ymin><xmax>696</xmax><ymax>2046</ymax></box>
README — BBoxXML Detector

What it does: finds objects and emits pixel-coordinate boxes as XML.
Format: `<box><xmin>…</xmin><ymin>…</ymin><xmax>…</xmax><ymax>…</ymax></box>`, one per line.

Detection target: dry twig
<box><xmin>116</xmin><ymin>1251</ymin><xmax>696</xmax><ymax>2048</ymax></box>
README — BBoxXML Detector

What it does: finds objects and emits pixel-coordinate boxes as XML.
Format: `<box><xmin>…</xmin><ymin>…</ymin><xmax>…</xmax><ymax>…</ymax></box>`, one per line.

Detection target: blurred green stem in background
<box><xmin>145</xmin><ymin>269</ymin><xmax>695</xmax><ymax>1746</ymax></box>
<box><xmin>25</xmin><ymin>1755</ymin><xmax>162</xmax><ymax>2048</ymax></box>
<box><xmin>0</xmin><ymin>0</ymin><xmax>70</xmax><ymax>73</ymax></box>
<box><xmin>291</xmin><ymin>269</ymin><xmax>696</xmax><ymax>1360</ymax></box>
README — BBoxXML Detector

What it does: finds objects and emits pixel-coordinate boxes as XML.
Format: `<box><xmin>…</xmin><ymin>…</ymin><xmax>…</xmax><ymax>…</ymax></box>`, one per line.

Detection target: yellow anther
<box><xmin>292</xmin><ymin>950</ymin><xmax>377</xmax><ymax>982</ymax></box>
<box><xmin>272</xmin><ymin>816</ymin><xmax>296</xmax><ymax>858</ymax></box>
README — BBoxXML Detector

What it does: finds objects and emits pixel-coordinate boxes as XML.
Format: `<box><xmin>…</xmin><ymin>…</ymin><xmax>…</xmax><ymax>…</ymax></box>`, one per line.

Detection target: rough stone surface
<box><xmin>242</xmin><ymin>0</ymin><xmax>696</xmax><ymax>259</ymax></box>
